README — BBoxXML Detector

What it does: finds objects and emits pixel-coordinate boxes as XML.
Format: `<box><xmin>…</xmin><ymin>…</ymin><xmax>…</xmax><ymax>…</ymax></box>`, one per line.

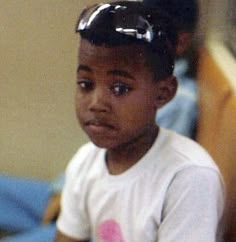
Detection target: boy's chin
<box><xmin>88</xmin><ymin>136</ymin><xmax>118</xmax><ymax>149</ymax></box>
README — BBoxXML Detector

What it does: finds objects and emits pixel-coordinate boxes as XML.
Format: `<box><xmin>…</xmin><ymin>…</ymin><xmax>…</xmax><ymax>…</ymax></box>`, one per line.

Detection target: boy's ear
<box><xmin>154</xmin><ymin>76</ymin><xmax>177</xmax><ymax>109</ymax></box>
<box><xmin>176</xmin><ymin>32</ymin><xmax>192</xmax><ymax>56</ymax></box>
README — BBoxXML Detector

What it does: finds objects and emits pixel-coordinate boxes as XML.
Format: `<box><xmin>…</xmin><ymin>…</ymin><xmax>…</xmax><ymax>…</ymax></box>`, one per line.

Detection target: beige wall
<box><xmin>0</xmin><ymin>0</ymin><xmax>98</xmax><ymax>180</ymax></box>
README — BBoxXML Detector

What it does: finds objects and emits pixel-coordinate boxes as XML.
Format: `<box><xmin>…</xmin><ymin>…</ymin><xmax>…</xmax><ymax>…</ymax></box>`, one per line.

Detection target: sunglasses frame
<box><xmin>76</xmin><ymin>2</ymin><xmax>168</xmax><ymax>45</ymax></box>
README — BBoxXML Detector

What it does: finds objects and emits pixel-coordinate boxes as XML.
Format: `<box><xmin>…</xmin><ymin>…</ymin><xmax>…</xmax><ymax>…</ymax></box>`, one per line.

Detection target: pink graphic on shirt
<box><xmin>98</xmin><ymin>219</ymin><xmax>125</xmax><ymax>242</ymax></box>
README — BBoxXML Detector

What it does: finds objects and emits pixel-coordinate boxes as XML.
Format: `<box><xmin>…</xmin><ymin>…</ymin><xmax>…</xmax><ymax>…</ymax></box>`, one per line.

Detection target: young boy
<box><xmin>55</xmin><ymin>1</ymin><xmax>224</xmax><ymax>242</ymax></box>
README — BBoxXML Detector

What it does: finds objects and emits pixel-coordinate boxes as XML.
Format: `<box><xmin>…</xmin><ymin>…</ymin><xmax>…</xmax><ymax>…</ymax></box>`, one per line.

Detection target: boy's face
<box><xmin>76</xmin><ymin>39</ymin><xmax>175</xmax><ymax>149</ymax></box>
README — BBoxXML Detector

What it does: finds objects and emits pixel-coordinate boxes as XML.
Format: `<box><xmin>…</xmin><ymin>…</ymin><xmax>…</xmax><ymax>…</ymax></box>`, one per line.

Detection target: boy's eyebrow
<box><xmin>77</xmin><ymin>64</ymin><xmax>92</xmax><ymax>73</ymax></box>
<box><xmin>77</xmin><ymin>65</ymin><xmax>136</xmax><ymax>81</ymax></box>
<box><xmin>107</xmin><ymin>69</ymin><xmax>136</xmax><ymax>80</ymax></box>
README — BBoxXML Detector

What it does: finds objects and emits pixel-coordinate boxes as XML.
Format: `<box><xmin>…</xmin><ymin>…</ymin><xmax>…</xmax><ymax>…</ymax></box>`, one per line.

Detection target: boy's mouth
<box><xmin>85</xmin><ymin>119</ymin><xmax>116</xmax><ymax>133</ymax></box>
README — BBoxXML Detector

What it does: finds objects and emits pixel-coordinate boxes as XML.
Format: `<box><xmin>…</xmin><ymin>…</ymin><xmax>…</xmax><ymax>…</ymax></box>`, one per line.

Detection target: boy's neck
<box><xmin>106</xmin><ymin>126</ymin><xmax>159</xmax><ymax>175</ymax></box>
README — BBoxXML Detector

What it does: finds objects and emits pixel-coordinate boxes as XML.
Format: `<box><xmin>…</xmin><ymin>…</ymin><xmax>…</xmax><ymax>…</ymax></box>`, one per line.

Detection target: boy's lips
<box><xmin>84</xmin><ymin>119</ymin><xmax>116</xmax><ymax>133</ymax></box>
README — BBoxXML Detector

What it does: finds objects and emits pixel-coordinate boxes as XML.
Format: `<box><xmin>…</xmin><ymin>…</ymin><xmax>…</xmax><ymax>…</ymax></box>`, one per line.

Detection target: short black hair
<box><xmin>143</xmin><ymin>0</ymin><xmax>199</xmax><ymax>33</ymax></box>
<box><xmin>76</xmin><ymin>1</ymin><xmax>178</xmax><ymax>81</ymax></box>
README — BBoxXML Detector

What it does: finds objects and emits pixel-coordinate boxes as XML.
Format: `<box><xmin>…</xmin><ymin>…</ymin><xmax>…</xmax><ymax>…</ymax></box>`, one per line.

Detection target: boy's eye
<box><xmin>77</xmin><ymin>79</ymin><xmax>94</xmax><ymax>91</ymax></box>
<box><xmin>111</xmin><ymin>82</ymin><xmax>131</xmax><ymax>96</ymax></box>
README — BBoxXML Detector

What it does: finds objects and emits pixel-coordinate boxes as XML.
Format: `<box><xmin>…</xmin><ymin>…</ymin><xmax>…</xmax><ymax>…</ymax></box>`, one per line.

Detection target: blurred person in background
<box><xmin>143</xmin><ymin>0</ymin><xmax>199</xmax><ymax>139</ymax></box>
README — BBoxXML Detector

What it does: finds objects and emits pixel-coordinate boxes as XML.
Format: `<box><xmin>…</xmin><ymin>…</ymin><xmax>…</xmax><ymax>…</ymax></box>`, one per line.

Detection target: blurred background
<box><xmin>0</xmin><ymin>0</ymin><xmax>235</xmax><ymax>181</ymax></box>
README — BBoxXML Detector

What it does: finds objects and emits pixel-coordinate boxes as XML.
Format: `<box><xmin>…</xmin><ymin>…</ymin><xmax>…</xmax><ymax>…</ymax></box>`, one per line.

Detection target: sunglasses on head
<box><xmin>75</xmin><ymin>1</ymin><xmax>175</xmax><ymax>48</ymax></box>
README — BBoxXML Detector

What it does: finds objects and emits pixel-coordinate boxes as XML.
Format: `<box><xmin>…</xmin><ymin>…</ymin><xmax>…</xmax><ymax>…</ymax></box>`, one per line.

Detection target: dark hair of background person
<box><xmin>143</xmin><ymin>0</ymin><xmax>199</xmax><ymax>78</ymax></box>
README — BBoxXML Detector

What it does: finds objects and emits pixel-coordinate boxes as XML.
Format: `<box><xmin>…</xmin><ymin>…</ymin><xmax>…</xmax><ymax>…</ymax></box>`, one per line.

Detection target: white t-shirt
<box><xmin>57</xmin><ymin>128</ymin><xmax>224</xmax><ymax>242</ymax></box>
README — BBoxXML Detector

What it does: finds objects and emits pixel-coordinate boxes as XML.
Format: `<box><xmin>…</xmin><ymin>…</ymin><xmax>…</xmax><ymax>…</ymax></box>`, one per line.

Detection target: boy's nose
<box><xmin>89</xmin><ymin>88</ymin><xmax>110</xmax><ymax>113</ymax></box>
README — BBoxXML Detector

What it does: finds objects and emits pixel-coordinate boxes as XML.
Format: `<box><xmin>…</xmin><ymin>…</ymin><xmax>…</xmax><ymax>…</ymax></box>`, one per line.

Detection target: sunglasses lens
<box><xmin>115</xmin><ymin>13</ymin><xmax>154</xmax><ymax>42</ymax></box>
<box><xmin>78</xmin><ymin>4</ymin><xmax>111</xmax><ymax>31</ymax></box>
<box><xmin>77</xmin><ymin>3</ymin><xmax>156</xmax><ymax>43</ymax></box>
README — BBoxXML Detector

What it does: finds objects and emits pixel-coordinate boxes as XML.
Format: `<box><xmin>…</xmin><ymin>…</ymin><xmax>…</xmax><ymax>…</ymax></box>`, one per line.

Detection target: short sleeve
<box><xmin>157</xmin><ymin>166</ymin><xmax>225</xmax><ymax>242</ymax></box>
<box><xmin>56</xmin><ymin>145</ymin><xmax>91</xmax><ymax>240</ymax></box>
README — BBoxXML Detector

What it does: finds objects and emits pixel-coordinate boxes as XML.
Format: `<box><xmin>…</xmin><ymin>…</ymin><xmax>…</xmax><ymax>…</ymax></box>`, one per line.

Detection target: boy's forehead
<box><xmin>78</xmin><ymin>39</ymin><xmax>147</xmax><ymax>66</ymax></box>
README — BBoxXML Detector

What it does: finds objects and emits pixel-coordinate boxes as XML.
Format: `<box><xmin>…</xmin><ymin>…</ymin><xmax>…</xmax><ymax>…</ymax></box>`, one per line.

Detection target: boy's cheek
<box><xmin>75</xmin><ymin>95</ymin><xmax>86</xmax><ymax>110</ymax></box>
<box><xmin>74</xmin><ymin>104</ymin><xmax>84</xmax><ymax>123</ymax></box>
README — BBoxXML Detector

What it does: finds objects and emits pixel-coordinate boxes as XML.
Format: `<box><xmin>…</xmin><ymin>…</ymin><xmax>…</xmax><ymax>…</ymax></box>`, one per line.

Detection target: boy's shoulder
<box><xmin>143</xmin><ymin>128</ymin><xmax>222</xmax><ymax>190</ymax></box>
<box><xmin>155</xmin><ymin>128</ymin><xmax>219</xmax><ymax>172</ymax></box>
